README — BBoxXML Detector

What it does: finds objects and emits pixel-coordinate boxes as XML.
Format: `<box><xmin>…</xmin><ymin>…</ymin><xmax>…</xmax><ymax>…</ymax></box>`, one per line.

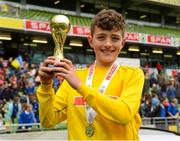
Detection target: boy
<box><xmin>37</xmin><ymin>9</ymin><xmax>144</xmax><ymax>140</ymax></box>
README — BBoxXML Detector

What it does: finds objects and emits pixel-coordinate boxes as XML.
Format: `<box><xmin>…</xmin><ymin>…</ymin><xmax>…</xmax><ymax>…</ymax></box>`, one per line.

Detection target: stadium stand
<box><xmin>0</xmin><ymin>2</ymin><xmax>180</xmax><ymax>37</ymax></box>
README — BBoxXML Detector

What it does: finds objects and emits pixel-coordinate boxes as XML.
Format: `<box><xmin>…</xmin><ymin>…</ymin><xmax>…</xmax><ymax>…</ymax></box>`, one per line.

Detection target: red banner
<box><xmin>72</xmin><ymin>26</ymin><xmax>90</xmax><ymax>36</ymax></box>
<box><xmin>147</xmin><ymin>35</ymin><xmax>171</xmax><ymax>45</ymax></box>
<box><xmin>125</xmin><ymin>32</ymin><xmax>140</xmax><ymax>42</ymax></box>
<box><xmin>23</xmin><ymin>21</ymin><xmax>178</xmax><ymax>47</ymax></box>
<box><xmin>25</xmin><ymin>20</ymin><xmax>50</xmax><ymax>32</ymax></box>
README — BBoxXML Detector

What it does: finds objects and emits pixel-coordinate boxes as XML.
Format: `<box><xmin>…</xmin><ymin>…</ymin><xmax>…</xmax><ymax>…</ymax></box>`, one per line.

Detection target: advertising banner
<box><xmin>25</xmin><ymin>20</ymin><xmax>50</xmax><ymax>33</ymax></box>
<box><xmin>0</xmin><ymin>17</ymin><xmax>23</xmax><ymax>30</ymax></box>
<box><xmin>72</xmin><ymin>26</ymin><xmax>90</xmax><ymax>36</ymax></box>
<box><xmin>22</xmin><ymin>20</ymin><xmax>180</xmax><ymax>47</ymax></box>
<box><xmin>147</xmin><ymin>35</ymin><xmax>172</xmax><ymax>46</ymax></box>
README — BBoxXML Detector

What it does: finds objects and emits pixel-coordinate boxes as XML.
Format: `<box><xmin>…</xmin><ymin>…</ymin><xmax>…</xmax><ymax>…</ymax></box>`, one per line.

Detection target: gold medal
<box><xmin>85</xmin><ymin>124</ymin><xmax>94</xmax><ymax>137</ymax></box>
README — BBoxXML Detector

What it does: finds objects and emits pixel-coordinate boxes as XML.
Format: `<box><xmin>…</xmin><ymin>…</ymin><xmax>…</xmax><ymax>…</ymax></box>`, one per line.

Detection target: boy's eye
<box><xmin>112</xmin><ymin>37</ymin><xmax>120</xmax><ymax>40</ymax></box>
<box><xmin>97</xmin><ymin>36</ymin><xmax>105</xmax><ymax>40</ymax></box>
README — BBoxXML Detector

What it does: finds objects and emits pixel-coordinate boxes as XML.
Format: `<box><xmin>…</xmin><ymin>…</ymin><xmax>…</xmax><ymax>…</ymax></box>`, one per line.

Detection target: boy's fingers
<box><xmin>60</xmin><ymin>58</ymin><xmax>73</xmax><ymax>66</ymax></box>
<box><xmin>42</xmin><ymin>59</ymin><xmax>55</xmax><ymax>67</ymax></box>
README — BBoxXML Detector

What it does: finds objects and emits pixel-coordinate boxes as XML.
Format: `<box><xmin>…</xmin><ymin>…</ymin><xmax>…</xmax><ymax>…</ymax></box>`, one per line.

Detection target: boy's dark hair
<box><xmin>91</xmin><ymin>9</ymin><xmax>125</xmax><ymax>37</ymax></box>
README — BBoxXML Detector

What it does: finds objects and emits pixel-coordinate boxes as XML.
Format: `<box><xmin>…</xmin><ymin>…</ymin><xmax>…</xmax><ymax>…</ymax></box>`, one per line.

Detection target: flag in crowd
<box><xmin>11</xmin><ymin>56</ymin><xmax>23</xmax><ymax>69</ymax></box>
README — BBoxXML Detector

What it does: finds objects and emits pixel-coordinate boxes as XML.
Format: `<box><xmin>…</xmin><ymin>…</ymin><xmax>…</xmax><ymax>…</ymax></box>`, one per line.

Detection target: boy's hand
<box><xmin>38</xmin><ymin>56</ymin><xmax>55</xmax><ymax>85</ymax></box>
<box><xmin>53</xmin><ymin>58</ymin><xmax>82</xmax><ymax>90</ymax></box>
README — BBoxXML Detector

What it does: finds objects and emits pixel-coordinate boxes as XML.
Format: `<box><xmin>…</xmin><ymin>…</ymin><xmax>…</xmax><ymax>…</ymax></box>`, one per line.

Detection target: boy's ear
<box><xmin>87</xmin><ymin>35</ymin><xmax>93</xmax><ymax>48</ymax></box>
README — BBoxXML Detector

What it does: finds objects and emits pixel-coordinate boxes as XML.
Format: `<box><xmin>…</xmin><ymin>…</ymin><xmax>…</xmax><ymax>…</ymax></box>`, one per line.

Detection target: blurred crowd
<box><xmin>141</xmin><ymin>63</ymin><xmax>180</xmax><ymax>118</ymax></box>
<box><xmin>0</xmin><ymin>57</ymin><xmax>43</xmax><ymax>130</ymax></box>
<box><xmin>0</xmin><ymin>57</ymin><xmax>62</xmax><ymax>131</ymax></box>
<box><xmin>0</xmin><ymin>57</ymin><xmax>180</xmax><ymax>130</ymax></box>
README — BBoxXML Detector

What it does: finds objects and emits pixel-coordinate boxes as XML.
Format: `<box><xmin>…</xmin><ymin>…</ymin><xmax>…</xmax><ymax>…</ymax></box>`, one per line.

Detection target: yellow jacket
<box><xmin>36</xmin><ymin>65</ymin><xmax>144</xmax><ymax>140</ymax></box>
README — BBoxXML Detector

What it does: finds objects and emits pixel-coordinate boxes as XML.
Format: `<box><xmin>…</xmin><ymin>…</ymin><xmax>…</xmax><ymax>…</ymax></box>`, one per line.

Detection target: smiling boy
<box><xmin>37</xmin><ymin>9</ymin><xmax>144</xmax><ymax>140</ymax></box>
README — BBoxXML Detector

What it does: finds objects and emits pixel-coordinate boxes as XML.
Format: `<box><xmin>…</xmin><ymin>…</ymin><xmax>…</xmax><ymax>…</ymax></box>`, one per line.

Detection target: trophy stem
<box><xmin>54</xmin><ymin>45</ymin><xmax>64</xmax><ymax>62</ymax></box>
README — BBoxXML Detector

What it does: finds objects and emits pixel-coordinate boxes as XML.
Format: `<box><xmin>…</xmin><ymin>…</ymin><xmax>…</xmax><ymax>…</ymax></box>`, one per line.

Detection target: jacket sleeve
<box><xmin>36</xmin><ymin>81</ymin><xmax>68</xmax><ymax>128</ymax></box>
<box><xmin>77</xmin><ymin>68</ymin><xmax>144</xmax><ymax>124</ymax></box>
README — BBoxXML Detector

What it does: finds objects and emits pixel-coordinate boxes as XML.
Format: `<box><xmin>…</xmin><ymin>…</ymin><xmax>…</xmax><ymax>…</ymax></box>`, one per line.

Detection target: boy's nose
<box><xmin>104</xmin><ymin>39</ymin><xmax>112</xmax><ymax>47</ymax></box>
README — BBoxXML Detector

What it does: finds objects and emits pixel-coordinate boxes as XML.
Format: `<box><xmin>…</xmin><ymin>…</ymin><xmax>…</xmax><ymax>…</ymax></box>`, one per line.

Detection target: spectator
<box><xmin>20</xmin><ymin>95</ymin><xmax>29</xmax><ymax>110</ymax></box>
<box><xmin>3</xmin><ymin>99</ymin><xmax>13</xmax><ymax>125</ymax></box>
<box><xmin>29</xmin><ymin>94</ymin><xmax>39</xmax><ymax>123</ymax></box>
<box><xmin>151</xmin><ymin>93</ymin><xmax>160</xmax><ymax>110</ymax></box>
<box><xmin>149</xmin><ymin>72</ymin><xmax>158</xmax><ymax>88</ymax></box>
<box><xmin>11</xmin><ymin>96</ymin><xmax>22</xmax><ymax>123</ymax></box>
<box><xmin>166</xmin><ymin>77</ymin><xmax>176</xmax><ymax>100</ymax></box>
<box><xmin>156</xmin><ymin>61</ymin><xmax>162</xmax><ymax>74</ymax></box>
<box><xmin>159</xmin><ymin>97</ymin><xmax>169</xmax><ymax>117</ymax></box>
<box><xmin>141</xmin><ymin>93</ymin><xmax>152</xmax><ymax>117</ymax></box>
<box><xmin>167</xmin><ymin>98</ymin><xmax>179</xmax><ymax>117</ymax></box>
<box><xmin>142</xmin><ymin>71</ymin><xmax>150</xmax><ymax>95</ymax></box>
<box><xmin>25</xmin><ymin>80</ymin><xmax>35</xmax><ymax>95</ymax></box>
<box><xmin>18</xmin><ymin>104</ymin><xmax>35</xmax><ymax>130</ymax></box>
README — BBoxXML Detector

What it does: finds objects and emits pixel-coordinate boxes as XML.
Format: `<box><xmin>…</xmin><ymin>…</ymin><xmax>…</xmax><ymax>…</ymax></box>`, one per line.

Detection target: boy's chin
<box><xmin>102</xmin><ymin>60</ymin><xmax>115</xmax><ymax>65</ymax></box>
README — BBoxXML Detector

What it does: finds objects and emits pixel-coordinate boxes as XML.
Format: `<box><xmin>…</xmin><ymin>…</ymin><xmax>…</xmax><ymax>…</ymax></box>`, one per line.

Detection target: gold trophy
<box><xmin>50</xmin><ymin>15</ymin><xmax>71</xmax><ymax>62</ymax></box>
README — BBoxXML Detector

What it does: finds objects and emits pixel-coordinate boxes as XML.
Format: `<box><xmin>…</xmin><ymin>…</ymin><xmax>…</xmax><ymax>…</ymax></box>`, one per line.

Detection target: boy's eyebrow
<box><xmin>95</xmin><ymin>30</ymin><xmax>122</xmax><ymax>36</ymax></box>
<box><xmin>96</xmin><ymin>33</ymin><xmax>106</xmax><ymax>36</ymax></box>
<box><xmin>95</xmin><ymin>33</ymin><xmax>122</xmax><ymax>38</ymax></box>
<box><xmin>111</xmin><ymin>33</ymin><xmax>122</xmax><ymax>36</ymax></box>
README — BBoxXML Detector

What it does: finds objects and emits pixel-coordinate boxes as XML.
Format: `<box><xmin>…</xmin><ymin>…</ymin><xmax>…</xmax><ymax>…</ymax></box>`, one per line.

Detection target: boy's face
<box><xmin>88</xmin><ymin>26</ymin><xmax>125</xmax><ymax>66</ymax></box>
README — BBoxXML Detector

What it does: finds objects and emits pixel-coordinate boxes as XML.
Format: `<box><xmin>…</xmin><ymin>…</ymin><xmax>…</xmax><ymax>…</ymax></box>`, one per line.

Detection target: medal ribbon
<box><xmin>85</xmin><ymin>60</ymin><xmax>119</xmax><ymax>124</ymax></box>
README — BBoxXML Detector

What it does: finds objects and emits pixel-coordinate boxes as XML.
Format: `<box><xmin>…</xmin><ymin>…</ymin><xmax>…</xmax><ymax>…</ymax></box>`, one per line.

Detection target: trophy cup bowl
<box><xmin>50</xmin><ymin>15</ymin><xmax>71</xmax><ymax>62</ymax></box>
